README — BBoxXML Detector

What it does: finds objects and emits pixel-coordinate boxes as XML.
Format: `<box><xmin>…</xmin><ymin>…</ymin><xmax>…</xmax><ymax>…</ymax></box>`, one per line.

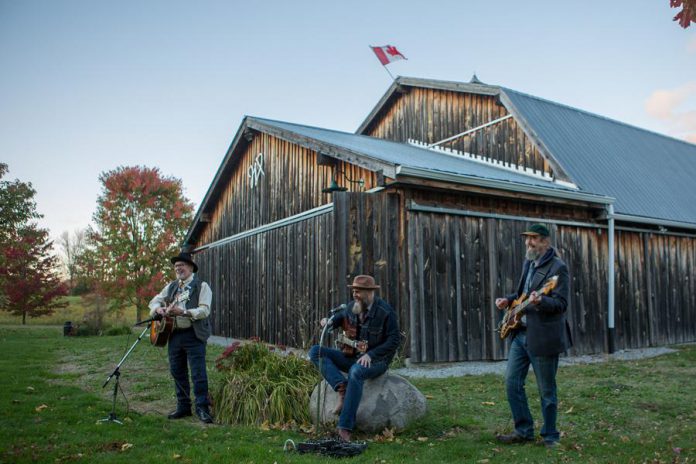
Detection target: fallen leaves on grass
<box><xmin>481</xmin><ymin>401</ymin><xmax>495</xmax><ymax>406</ymax></box>
<box><xmin>373</xmin><ymin>427</ymin><xmax>396</xmax><ymax>442</ymax></box>
<box><xmin>34</xmin><ymin>404</ymin><xmax>48</xmax><ymax>412</ymax></box>
<box><xmin>440</xmin><ymin>427</ymin><xmax>465</xmax><ymax>439</ymax></box>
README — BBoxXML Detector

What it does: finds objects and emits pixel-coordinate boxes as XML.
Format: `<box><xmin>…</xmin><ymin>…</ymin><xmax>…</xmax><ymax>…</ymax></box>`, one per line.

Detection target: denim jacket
<box><xmin>331</xmin><ymin>297</ymin><xmax>400</xmax><ymax>364</ymax></box>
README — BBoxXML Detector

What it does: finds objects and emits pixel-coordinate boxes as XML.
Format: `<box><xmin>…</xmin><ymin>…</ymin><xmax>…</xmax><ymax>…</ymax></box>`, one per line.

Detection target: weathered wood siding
<box><xmin>363</xmin><ymin>87</ymin><xmax>553</xmax><ymax>178</ymax></box>
<box><xmin>196</xmin><ymin>209</ymin><xmax>337</xmax><ymax>348</ymax></box>
<box><xmin>193</xmin><ymin>190</ymin><xmax>403</xmax><ymax>348</ymax></box>
<box><xmin>406</xmin><ymin>201</ymin><xmax>696</xmax><ymax>362</ymax></box>
<box><xmin>333</xmin><ymin>192</ymin><xmax>405</xmax><ymax>338</ymax></box>
<box><xmin>615</xmin><ymin>231</ymin><xmax>696</xmax><ymax>349</ymax></box>
<box><xmin>198</xmin><ymin>132</ymin><xmax>378</xmax><ymax>245</ymax></box>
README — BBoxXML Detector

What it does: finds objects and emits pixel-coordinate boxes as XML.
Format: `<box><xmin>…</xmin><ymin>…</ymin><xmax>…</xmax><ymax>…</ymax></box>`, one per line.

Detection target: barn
<box><xmin>183</xmin><ymin>76</ymin><xmax>696</xmax><ymax>363</ymax></box>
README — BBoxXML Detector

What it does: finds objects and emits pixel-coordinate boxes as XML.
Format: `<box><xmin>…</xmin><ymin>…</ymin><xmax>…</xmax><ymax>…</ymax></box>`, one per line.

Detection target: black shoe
<box><xmin>196</xmin><ymin>407</ymin><xmax>214</xmax><ymax>424</ymax></box>
<box><xmin>496</xmin><ymin>432</ymin><xmax>534</xmax><ymax>444</ymax></box>
<box><xmin>168</xmin><ymin>408</ymin><xmax>192</xmax><ymax>420</ymax></box>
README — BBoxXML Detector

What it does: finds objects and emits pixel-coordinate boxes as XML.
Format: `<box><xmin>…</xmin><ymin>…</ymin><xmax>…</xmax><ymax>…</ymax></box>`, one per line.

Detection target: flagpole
<box><xmin>382</xmin><ymin>65</ymin><xmax>396</xmax><ymax>81</ymax></box>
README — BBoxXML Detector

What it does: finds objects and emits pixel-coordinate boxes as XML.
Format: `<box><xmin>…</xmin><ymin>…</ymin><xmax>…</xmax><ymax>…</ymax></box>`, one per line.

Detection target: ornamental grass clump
<box><xmin>212</xmin><ymin>339</ymin><xmax>319</xmax><ymax>426</ymax></box>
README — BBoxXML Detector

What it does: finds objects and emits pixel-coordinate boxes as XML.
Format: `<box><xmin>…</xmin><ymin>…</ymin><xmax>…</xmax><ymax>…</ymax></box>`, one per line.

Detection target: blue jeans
<box><xmin>168</xmin><ymin>328</ymin><xmax>210</xmax><ymax>410</ymax></box>
<box><xmin>505</xmin><ymin>332</ymin><xmax>560</xmax><ymax>443</ymax></box>
<box><xmin>309</xmin><ymin>345</ymin><xmax>388</xmax><ymax>431</ymax></box>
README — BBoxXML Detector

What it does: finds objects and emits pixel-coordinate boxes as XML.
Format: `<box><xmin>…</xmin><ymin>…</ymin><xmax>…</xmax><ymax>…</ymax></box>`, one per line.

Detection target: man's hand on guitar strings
<box><xmin>529</xmin><ymin>291</ymin><xmax>542</xmax><ymax>305</ymax></box>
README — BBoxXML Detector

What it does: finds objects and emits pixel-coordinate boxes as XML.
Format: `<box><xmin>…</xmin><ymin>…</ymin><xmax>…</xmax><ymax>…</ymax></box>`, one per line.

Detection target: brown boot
<box><xmin>331</xmin><ymin>383</ymin><xmax>347</xmax><ymax>415</ymax></box>
<box><xmin>337</xmin><ymin>427</ymin><xmax>352</xmax><ymax>442</ymax></box>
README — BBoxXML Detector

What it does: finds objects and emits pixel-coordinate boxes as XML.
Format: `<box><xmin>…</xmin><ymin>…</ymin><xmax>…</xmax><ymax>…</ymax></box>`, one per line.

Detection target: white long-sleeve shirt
<box><xmin>148</xmin><ymin>274</ymin><xmax>212</xmax><ymax>329</ymax></box>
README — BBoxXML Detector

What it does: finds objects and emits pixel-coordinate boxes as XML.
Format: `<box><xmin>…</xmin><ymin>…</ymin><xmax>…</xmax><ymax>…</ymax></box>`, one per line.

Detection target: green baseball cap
<box><xmin>521</xmin><ymin>223</ymin><xmax>550</xmax><ymax>237</ymax></box>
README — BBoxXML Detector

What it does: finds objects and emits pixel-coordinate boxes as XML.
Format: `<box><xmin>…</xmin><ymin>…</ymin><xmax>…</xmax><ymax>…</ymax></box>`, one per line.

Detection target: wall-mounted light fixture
<box><xmin>322</xmin><ymin>166</ymin><xmax>365</xmax><ymax>194</ymax></box>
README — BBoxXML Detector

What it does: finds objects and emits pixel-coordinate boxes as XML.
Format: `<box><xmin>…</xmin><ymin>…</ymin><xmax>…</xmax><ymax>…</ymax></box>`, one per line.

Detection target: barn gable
<box><xmin>184</xmin><ymin>117</ymin><xmax>381</xmax><ymax>247</ymax></box>
<box><xmin>358</xmin><ymin>76</ymin><xmax>696</xmax><ymax>229</ymax></box>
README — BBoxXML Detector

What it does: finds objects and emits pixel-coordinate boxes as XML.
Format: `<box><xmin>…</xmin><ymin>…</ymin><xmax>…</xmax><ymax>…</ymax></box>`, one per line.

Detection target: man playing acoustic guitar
<box><xmin>148</xmin><ymin>252</ymin><xmax>214</xmax><ymax>424</ymax></box>
<box><xmin>494</xmin><ymin>224</ymin><xmax>571</xmax><ymax>449</ymax></box>
<box><xmin>308</xmin><ymin>275</ymin><xmax>400</xmax><ymax>442</ymax></box>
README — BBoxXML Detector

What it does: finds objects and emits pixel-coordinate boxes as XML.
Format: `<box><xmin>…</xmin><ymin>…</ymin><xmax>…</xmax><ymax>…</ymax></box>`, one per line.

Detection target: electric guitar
<box><xmin>150</xmin><ymin>288</ymin><xmax>191</xmax><ymax>347</ymax></box>
<box><xmin>497</xmin><ymin>275</ymin><xmax>558</xmax><ymax>340</ymax></box>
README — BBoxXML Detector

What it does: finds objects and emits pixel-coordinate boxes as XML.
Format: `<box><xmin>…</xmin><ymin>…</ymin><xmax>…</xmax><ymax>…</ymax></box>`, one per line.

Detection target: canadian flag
<box><xmin>370</xmin><ymin>45</ymin><xmax>407</xmax><ymax>66</ymax></box>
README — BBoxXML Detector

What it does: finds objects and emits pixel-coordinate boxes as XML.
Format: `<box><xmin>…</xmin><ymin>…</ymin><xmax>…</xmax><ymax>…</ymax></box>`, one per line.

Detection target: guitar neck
<box><xmin>512</xmin><ymin>298</ymin><xmax>532</xmax><ymax>315</ymax></box>
<box><xmin>510</xmin><ymin>276</ymin><xmax>557</xmax><ymax>315</ymax></box>
<box><xmin>337</xmin><ymin>333</ymin><xmax>359</xmax><ymax>348</ymax></box>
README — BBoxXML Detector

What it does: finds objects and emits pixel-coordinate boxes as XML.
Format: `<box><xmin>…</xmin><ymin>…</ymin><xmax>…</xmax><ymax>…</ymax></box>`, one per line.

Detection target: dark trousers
<box><xmin>167</xmin><ymin>328</ymin><xmax>209</xmax><ymax>410</ymax></box>
<box><xmin>505</xmin><ymin>331</ymin><xmax>560</xmax><ymax>443</ymax></box>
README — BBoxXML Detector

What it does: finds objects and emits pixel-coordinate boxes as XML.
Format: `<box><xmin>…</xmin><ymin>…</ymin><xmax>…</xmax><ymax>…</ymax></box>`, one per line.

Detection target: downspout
<box><xmin>607</xmin><ymin>204</ymin><xmax>616</xmax><ymax>353</ymax></box>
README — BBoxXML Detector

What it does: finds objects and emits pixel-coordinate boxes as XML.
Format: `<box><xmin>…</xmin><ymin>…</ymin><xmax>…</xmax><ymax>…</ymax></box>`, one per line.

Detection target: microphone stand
<box><xmin>99</xmin><ymin>323</ymin><xmax>151</xmax><ymax>425</ymax></box>
<box><xmin>316</xmin><ymin>314</ymin><xmax>336</xmax><ymax>434</ymax></box>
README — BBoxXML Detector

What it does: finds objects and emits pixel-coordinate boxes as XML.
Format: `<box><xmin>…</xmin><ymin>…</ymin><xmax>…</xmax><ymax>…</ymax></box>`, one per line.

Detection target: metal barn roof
<box><xmin>501</xmin><ymin>88</ymin><xmax>696</xmax><ymax>227</ymax></box>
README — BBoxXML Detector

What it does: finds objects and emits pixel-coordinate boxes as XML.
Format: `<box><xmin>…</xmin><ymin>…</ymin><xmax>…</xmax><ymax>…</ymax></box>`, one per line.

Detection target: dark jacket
<box><xmin>166</xmin><ymin>276</ymin><xmax>211</xmax><ymax>343</ymax></box>
<box><xmin>505</xmin><ymin>247</ymin><xmax>572</xmax><ymax>356</ymax></box>
<box><xmin>330</xmin><ymin>297</ymin><xmax>400</xmax><ymax>364</ymax></box>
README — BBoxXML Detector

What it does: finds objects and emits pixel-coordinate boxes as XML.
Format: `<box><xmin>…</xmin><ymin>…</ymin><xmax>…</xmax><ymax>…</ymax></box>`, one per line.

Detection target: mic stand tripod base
<box><xmin>98</xmin><ymin>324</ymin><xmax>150</xmax><ymax>425</ymax></box>
<box><xmin>98</xmin><ymin>412</ymin><xmax>124</xmax><ymax>425</ymax></box>
<box><xmin>99</xmin><ymin>369</ymin><xmax>124</xmax><ymax>425</ymax></box>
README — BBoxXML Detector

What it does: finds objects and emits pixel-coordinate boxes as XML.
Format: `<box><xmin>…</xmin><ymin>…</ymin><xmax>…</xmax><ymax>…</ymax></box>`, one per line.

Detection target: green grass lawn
<box><xmin>0</xmin><ymin>326</ymin><xmax>694</xmax><ymax>463</ymax></box>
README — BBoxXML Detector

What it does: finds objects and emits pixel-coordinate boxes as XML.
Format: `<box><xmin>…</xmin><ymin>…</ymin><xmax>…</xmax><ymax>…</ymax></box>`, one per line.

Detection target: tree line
<box><xmin>0</xmin><ymin>163</ymin><xmax>193</xmax><ymax>324</ymax></box>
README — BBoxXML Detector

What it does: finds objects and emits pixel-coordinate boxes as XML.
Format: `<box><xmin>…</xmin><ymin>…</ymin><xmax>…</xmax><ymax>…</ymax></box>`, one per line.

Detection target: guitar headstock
<box><xmin>541</xmin><ymin>275</ymin><xmax>559</xmax><ymax>295</ymax></box>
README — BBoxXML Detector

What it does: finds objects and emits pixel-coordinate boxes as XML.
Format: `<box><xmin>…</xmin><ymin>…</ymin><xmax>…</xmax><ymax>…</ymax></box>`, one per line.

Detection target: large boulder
<box><xmin>309</xmin><ymin>373</ymin><xmax>427</xmax><ymax>433</ymax></box>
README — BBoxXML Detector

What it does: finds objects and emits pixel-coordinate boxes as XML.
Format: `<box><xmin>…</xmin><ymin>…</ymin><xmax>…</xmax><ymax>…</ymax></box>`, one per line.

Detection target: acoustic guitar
<box><xmin>497</xmin><ymin>275</ymin><xmax>558</xmax><ymax>340</ymax></box>
<box><xmin>336</xmin><ymin>317</ymin><xmax>368</xmax><ymax>356</ymax></box>
<box><xmin>150</xmin><ymin>288</ymin><xmax>190</xmax><ymax>347</ymax></box>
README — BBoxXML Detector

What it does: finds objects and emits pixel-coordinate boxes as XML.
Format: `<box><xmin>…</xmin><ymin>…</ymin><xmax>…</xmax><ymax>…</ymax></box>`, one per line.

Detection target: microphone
<box><xmin>134</xmin><ymin>314</ymin><xmax>163</xmax><ymax>326</ymax></box>
<box><xmin>328</xmin><ymin>303</ymin><xmax>347</xmax><ymax>315</ymax></box>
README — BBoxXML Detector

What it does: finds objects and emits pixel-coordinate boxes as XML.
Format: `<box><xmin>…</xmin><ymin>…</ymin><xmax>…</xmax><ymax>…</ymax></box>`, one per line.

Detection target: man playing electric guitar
<box><xmin>494</xmin><ymin>224</ymin><xmax>571</xmax><ymax>449</ymax></box>
<box><xmin>308</xmin><ymin>275</ymin><xmax>400</xmax><ymax>442</ymax></box>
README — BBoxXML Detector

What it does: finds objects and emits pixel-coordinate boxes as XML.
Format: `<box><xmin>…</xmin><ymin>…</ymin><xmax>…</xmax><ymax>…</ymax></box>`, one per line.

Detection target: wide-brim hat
<box><xmin>170</xmin><ymin>252</ymin><xmax>198</xmax><ymax>273</ymax></box>
<box><xmin>347</xmin><ymin>275</ymin><xmax>380</xmax><ymax>290</ymax></box>
<box><xmin>521</xmin><ymin>223</ymin><xmax>550</xmax><ymax>237</ymax></box>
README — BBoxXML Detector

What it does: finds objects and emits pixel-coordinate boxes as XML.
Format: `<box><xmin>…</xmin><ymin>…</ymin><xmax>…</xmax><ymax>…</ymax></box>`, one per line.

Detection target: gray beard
<box><xmin>352</xmin><ymin>301</ymin><xmax>364</xmax><ymax>315</ymax></box>
<box><xmin>525</xmin><ymin>248</ymin><xmax>540</xmax><ymax>261</ymax></box>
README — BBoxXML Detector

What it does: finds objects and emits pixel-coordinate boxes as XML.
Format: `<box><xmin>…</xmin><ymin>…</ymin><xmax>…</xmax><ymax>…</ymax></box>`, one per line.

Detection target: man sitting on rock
<box><xmin>309</xmin><ymin>275</ymin><xmax>400</xmax><ymax>442</ymax></box>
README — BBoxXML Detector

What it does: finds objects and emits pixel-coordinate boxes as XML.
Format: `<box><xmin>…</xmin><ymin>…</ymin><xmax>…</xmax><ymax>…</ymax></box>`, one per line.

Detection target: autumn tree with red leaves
<box><xmin>90</xmin><ymin>166</ymin><xmax>193</xmax><ymax>321</ymax></box>
<box><xmin>0</xmin><ymin>163</ymin><xmax>68</xmax><ymax>323</ymax></box>
<box><xmin>671</xmin><ymin>0</ymin><xmax>696</xmax><ymax>28</ymax></box>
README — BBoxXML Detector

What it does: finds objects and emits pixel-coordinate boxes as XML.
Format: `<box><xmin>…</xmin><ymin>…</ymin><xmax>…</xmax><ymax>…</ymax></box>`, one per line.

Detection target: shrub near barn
<box><xmin>213</xmin><ymin>338</ymin><xmax>318</xmax><ymax>427</ymax></box>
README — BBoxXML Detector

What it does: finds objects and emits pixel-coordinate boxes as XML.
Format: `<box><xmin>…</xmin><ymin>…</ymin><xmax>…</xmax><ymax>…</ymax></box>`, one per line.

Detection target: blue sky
<box><xmin>1</xmin><ymin>0</ymin><xmax>695</xmax><ymax>241</ymax></box>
